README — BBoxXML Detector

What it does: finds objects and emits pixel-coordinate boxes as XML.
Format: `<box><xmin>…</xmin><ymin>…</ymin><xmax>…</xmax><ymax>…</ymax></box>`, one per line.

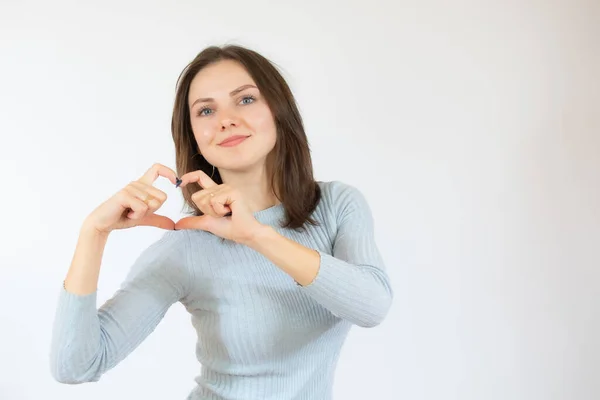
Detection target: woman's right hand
<box><xmin>82</xmin><ymin>163</ymin><xmax>179</xmax><ymax>234</ymax></box>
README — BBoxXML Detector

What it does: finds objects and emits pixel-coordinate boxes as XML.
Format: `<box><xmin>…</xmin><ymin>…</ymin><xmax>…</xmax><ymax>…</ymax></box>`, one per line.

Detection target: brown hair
<box><xmin>171</xmin><ymin>45</ymin><xmax>320</xmax><ymax>229</ymax></box>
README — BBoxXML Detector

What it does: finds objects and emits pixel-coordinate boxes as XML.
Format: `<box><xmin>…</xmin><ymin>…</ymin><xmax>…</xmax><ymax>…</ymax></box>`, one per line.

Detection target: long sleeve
<box><xmin>50</xmin><ymin>230</ymin><xmax>192</xmax><ymax>383</ymax></box>
<box><xmin>300</xmin><ymin>182</ymin><xmax>393</xmax><ymax>328</ymax></box>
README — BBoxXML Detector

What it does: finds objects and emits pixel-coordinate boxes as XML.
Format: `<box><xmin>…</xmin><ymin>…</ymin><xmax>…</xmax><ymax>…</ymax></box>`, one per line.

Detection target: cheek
<box><xmin>250</xmin><ymin>106</ymin><xmax>277</xmax><ymax>137</ymax></box>
<box><xmin>192</xmin><ymin>122</ymin><xmax>217</xmax><ymax>148</ymax></box>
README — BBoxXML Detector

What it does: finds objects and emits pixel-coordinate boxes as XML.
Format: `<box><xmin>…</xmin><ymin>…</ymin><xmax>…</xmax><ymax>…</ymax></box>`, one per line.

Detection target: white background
<box><xmin>1</xmin><ymin>1</ymin><xmax>599</xmax><ymax>399</ymax></box>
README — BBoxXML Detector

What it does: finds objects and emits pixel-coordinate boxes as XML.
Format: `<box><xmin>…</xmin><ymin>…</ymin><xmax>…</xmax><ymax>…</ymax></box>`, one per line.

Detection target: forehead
<box><xmin>188</xmin><ymin>60</ymin><xmax>255</xmax><ymax>100</ymax></box>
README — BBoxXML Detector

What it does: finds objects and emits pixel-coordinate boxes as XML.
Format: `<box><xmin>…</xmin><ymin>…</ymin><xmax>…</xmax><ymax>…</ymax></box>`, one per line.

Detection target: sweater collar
<box><xmin>252</xmin><ymin>203</ymin><xmax>285</xmax><ymax>227</ymax></box>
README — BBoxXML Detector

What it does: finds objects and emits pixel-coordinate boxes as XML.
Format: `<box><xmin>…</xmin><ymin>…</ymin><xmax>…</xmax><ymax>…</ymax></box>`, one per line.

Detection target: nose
<box><xmin>219</xmin><ymin>111</ymin><xmax>239</xmax><ymax>131</ymax></box>
<box><xmin>220</xmin><ymin>119</ymin><xmax>237</xmax><ymax>131</ymax></box>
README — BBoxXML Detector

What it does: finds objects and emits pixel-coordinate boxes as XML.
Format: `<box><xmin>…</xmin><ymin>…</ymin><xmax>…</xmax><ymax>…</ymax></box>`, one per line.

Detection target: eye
<box><xmin>197</xmin><ymin>106</ymin><xmax>213</xmax><ymax>117</ymax></box>
<box><xmin>240</xmin><ymin>95</ymin><xmax>256</xmax><ymax>105</ymax></box>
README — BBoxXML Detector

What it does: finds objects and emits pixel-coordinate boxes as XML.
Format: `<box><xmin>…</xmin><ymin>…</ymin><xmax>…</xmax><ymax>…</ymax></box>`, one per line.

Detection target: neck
<box><xmin>218</xmin><ymin>166</ymin><xmax>279</xmax><ymax>213</ymax></box>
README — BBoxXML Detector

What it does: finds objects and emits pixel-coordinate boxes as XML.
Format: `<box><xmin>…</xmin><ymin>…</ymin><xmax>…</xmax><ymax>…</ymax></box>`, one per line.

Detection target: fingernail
<box><xmin>175</xmin><ymin>177</ymin><xmax>182</xmax><ymax>188</ymax></box>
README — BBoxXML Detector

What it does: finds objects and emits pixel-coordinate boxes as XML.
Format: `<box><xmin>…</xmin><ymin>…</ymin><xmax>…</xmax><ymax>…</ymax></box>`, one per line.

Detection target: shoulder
<box><xmin>126</xmin><ymin>229</ymin><xmax>192</xmax><ymax>281</ymax></box>
<box><xmin>317</xmin><ymin>180</ymin><xmax>369</xmax><ymax>206</ymax></box>
<box><xmin>316</xmin><ymin>180</ymin><xmax>372</xmax><ymax>218</ymax></box>
<box><xmin>143</xmin><ymin>229</ymin><xmax>191</xmax><ymax>258</ymax></box>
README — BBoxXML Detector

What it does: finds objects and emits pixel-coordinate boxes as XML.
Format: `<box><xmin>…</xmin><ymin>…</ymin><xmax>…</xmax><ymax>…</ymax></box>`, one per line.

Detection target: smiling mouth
<box><xmin>218</xmin><ymin>135</ymin><xmax>250</xmax><ymax>147</ymax></box>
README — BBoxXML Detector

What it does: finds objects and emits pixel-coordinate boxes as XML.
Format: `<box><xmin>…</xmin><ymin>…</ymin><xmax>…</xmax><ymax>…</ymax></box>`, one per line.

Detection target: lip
<box><xmin>218</xmin><ymin>135</ymin><xmax>250</xmax><ymax>147</ymax></box>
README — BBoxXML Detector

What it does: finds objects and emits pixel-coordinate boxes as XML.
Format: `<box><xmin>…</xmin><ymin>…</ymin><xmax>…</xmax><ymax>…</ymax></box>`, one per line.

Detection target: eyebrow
<box><xmin>191</xmin><ymin>84</ymin><xmax>257</xmax><ymax>109</ymax></box>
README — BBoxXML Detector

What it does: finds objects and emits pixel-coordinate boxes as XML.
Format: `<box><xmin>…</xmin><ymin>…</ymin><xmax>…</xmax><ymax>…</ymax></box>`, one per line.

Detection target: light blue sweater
<box><xmin>50</xmin><ymin>180</ymin><xmax>393</xmax><ymax>399</ymax></box>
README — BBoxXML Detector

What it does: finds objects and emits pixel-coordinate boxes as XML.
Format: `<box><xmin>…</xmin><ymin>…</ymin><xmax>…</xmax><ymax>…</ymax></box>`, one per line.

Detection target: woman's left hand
<box><xmin>174</xmin><ymin>170</ymin><xmax>265</xmax><ymax>244</ymax></box>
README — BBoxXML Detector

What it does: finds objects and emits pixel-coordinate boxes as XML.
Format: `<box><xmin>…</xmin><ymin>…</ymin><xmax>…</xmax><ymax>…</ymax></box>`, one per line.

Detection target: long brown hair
<box><xmin>171</xmin><ymin>45</ymin><xmax>320</xmax><ymax>229</ymax></box>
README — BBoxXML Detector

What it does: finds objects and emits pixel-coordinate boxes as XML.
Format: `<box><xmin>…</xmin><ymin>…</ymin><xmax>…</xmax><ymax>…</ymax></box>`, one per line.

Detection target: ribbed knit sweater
<box><xmin>50</xmin><ymin>180</ymin><xmax>393</xmax><ymax>399</ymax></box>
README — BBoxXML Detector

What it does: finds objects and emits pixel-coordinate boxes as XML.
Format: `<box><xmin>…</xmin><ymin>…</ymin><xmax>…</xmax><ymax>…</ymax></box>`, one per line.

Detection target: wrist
<box><xmin>80</xmin><ymin>221</ymin><xmax>110</xmax><ymax>240</ymax></box>
<box><xmin>241</xmin><ymin>224</ymin><xmax>320</xmax><ymax>286</ymax></box>
<box><xmin>242</xmin><ymin>224</ymin><xmax>276</xmax><ymax>249</ymax></box>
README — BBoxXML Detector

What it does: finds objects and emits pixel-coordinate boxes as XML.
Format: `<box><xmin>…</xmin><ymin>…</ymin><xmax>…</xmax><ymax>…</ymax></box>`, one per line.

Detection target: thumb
<box><xmin>137</xmin><ymin>214</ymin><xmax>176</xmax><ymax>230</ymax></box>
<box><xmin>174</xmin><ymin>215</ymin><xmax>214</xmax><ymax>231</ymax></box>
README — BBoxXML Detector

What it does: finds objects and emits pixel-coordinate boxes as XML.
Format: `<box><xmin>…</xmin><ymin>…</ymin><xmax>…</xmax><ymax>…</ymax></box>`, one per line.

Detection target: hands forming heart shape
<box><xmin>82</xmin><ymin>163</ymin><xmax>266</xmax><ymax>245</ymax></box>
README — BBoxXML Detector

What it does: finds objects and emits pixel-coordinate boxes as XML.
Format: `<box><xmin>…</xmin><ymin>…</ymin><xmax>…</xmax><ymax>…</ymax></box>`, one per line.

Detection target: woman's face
<box><xmin>188</xmin><ymin>60</ymin><xmax>277</xmax><ymax>173</ymax></box>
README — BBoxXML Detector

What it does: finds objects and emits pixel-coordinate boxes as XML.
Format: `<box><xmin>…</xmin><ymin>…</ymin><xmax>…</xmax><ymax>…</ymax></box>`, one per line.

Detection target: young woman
<box><xmin>51</xmin><ymin>45</ymin><xmax>393</xmax><ymax>399</ymax></box>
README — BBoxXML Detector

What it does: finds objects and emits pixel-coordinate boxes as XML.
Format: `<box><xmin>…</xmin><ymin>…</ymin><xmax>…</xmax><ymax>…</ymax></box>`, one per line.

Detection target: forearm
<box><xmin>294</xmin><ymin>251</ymin><xmax>392</xmax><ymax>327</ymax></box>
<box><xmin>52</xmin><ymin>231</ymin><xmax>190</xmax><ymax>383</ymax></box>
<box><xmin>245</xmin><ymin>226</ymin><xmax>320</xmax><ymax>286</ymax></box>
<box><xmin>51</xmin><ymin>289</ymin><xmax>103</xmax><ymax>383</ymax></box>
<box><xmin>63</xmin><ymin>222</ymin><xmax>109</xmax><ymax>295</ymax></box>
<box><xmin>245</xmin><ymin>226</ymin><xmax>392</xmax><ymax>327</ymax></box>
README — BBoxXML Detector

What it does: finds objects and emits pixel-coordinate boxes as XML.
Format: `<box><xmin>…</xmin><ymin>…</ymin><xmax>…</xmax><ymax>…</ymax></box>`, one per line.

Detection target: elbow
<box><xmin>51</xmin><ymin>372</ymin><xmax>87</xmax><ymax>385</ymax></box>
<box><xmin>50</xmin><ymin>350</ymin><xmax>103</xmax><ymax>384</ymax></box>
<box><xmin>50</xmin><ymin>365</ymin><xmax>101</xmax><ymax>384</ymax></box>
<box><xmin>50</xmin><ymin>361</ymin><xmax>72</xmax><ymax>383</ymax></box>
<box><xmin>50</xmin><ymin>362</ymin><xmax>101</xmax><ymax>384</ymax></box>
<box><xmin>355</xmin><ymin>289</ymin><xmax>393</xmax><ymax>328</ymax></box>
<box><xmin>356</xmin><ymin>310</ymin><xmax>390</xmax><ymax>328</ymax></box>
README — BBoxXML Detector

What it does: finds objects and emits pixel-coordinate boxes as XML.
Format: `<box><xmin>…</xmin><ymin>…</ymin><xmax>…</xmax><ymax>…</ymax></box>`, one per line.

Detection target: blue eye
<box><xmin>196</xmin><ymin>95</ymin><xmax>255</xmax><ymax>117</ymax></box>
<box><xmin>240</xmin><ymin>95</ymin><xmax>255</xmax><ymax>105</ymax></box>
<box><xmin>197</xmin><ymin>107</ymin><xmax>213</xmax><ymax>117</ymax></box>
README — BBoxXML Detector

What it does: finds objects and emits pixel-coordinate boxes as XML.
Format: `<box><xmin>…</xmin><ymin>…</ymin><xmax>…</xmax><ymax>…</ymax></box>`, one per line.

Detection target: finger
<box><xmin>174</xmin><ymin>215</ymin><xmax>212</xmax><ymax>231</ymax></box>
<box><xmin>123</xmin><ymin>185</ymin><xmax>160</xmax><ymax>211</ymax></box>
<box><xmin>206</xmin><ymin>186</ymin><xmax>235</xmax><ymax>215</ymax></box>
<box><xmin>137</xmin><ymin>214</ymin><xmax>175</xmax><ymax>230</ymax></box>
<box><xmin>209</xmin><ymin>192</ymin><xmax>233</xmax><ymax>217</ymax></box>
<box><xmin>130</xmin><ymin>181</ymin><xmax>167</xmax><ymax>203</ymax></box>
<box><xmin>138</xmin><ymin>163</ymin><xmax>178</xmax><ymax>186</ymax></box>
<box><xmin>179</xmin><ymin>169</ymin><xmax>217</xmax><ymax>189</ymax></box>
<box><xmin>191</xmin><ymin>189</ymin><xmax>220</xmax><ymax>218</ymax></box>
<box><xmin>120</xmin><ymin>193</ymin><xmax>149</xmax><ymax>220</ymax></box>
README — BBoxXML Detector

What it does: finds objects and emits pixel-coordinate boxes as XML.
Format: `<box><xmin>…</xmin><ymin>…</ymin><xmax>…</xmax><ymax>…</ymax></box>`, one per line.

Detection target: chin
<box><xmin>213</xmin><ymin>145</ymin><xmax>275</xmax><ymax>173</ymax></box>
<box><xmin>218</xmin><ymin>153</ymin><xmax>273</xmax><ymax>174</ymax></box>
<box><xmin>220</xmin><ymin>161</ymin><xmax>263</xmax><ymax>173</ymax></box>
